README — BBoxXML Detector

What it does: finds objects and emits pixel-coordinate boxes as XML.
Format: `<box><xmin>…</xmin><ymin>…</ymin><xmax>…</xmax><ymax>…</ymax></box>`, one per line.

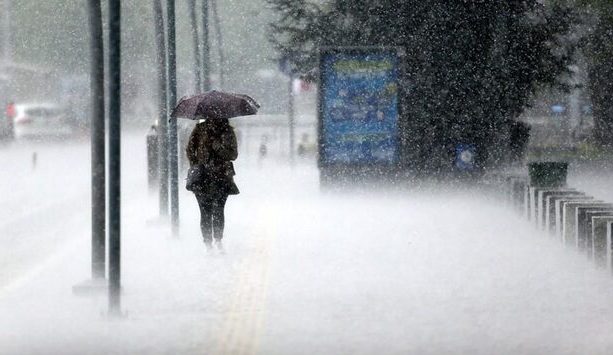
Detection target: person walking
<box><xmin>186</xmin><ymin>117</ymin><xmax>239</xmax><ymax>252</ymax></box>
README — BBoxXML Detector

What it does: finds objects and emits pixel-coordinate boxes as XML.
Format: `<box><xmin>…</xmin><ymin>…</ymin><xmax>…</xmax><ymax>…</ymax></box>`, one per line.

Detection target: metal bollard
<box><xmin>587</xmin><ymin>213</ymin><xmax>613</xmax><ymax>262</ymax></box>
<box><xmin>146</xmin><ymin>125</ymin><xmax>159</xmax><ymax>192</ymax></box>
<box><xmin>528</xmin><ymin>161</ymin><xmax>568</xmax><ymax>188</ymax></box>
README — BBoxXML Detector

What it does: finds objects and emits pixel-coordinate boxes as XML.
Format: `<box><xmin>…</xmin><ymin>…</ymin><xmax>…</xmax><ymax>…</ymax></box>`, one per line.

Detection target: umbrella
<box><xmin>170</xmin><ymin>90</ymin><xmax>260</xmax><ymax>121</ymax></box>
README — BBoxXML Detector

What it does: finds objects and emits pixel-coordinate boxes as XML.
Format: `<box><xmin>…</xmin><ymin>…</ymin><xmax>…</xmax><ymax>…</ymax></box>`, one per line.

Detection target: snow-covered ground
<box><xmin>2</xmin><ymin>131</ymin><xmax>613</xmax><ymax>354</ymax></box>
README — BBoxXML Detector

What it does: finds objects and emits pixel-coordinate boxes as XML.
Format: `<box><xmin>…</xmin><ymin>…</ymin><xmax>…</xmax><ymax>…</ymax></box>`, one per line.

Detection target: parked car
<box><xmin>13</xmin><ymin>103</ymin><xmax>74</xmax><ymax>140</ymax></box>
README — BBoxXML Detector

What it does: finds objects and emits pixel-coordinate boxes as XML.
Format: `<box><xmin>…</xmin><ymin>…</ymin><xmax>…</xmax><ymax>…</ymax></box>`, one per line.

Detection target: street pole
<box><xmin>88</xmin><ymin>0</ymin><xmax>105</xmax><ymax>280</ymax></box>
<box><xmin>189</xmin><ymin>0</ymin><xmax>202</xmax><ymax>93</ymax></box>
<box><xmin>154</xmin><ymin>0</ymin><xmax>169</xmax><ymax>218</ymax></box>
<box><xmin>2</xmin><ymin>0</ymin><xmax>11</xmax><ymax>63</ymax></box>
<box><xmin>494</xmin><ymin>2</ymin><xmax>510</xmax><ymax>164</ymax></box>
<box><xmin>210</xmin><ymin>0</ymin><xmax>224</xmax><ymax>88</ymax></box>
<box><xmin>167</xmin><ymin>0</ymin><xmax>180</xmax><ymax>236</ymax></box>
<box><xmin>288</xmin><ymin>74</ymin><xmax>295</xmax><ymax>166</ymax></box>
<box><xmin>108</xmin><ymin>0</ymin><xmax>121</xmax><ymax>315</ymax></box>
<box><xmin>201</xmin><ymin>0</ymin><xmax>211</xmax><ymax>91</ymax></box>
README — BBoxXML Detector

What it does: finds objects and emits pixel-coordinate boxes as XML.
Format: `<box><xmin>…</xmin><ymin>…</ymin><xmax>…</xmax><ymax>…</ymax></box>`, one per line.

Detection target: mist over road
<box><xmin>1</xmin><ymin>131</ymin><xmax>613</xmax><ymax>354</ymax></box>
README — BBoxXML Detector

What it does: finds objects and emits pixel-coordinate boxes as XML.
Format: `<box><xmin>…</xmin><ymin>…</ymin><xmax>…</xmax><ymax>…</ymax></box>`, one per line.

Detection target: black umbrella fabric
<box><xmin>170</xmin><ymin>90</ymin><xmax>260</xmax><ymax>121</ymax></box>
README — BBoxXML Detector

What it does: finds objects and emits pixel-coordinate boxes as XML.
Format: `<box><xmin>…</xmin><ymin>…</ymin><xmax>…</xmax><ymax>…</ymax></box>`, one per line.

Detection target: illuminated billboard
<box><xmin>319</xmin><ymin>48</ymin><xmax>400</xmax><ymax>166</ymax></box>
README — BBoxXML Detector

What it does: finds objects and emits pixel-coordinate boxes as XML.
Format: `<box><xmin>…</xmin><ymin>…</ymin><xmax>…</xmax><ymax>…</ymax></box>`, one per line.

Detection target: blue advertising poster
<box><xmin>320</xmin><ymin>49</ymin><xmax>399</xmax><ymax>165</ymax></box>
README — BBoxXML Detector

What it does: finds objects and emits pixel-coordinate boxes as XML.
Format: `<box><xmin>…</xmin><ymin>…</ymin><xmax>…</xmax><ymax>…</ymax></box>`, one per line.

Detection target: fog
<box><xmin>0</xmin><ymin>0</ymin><xmax>286</xmax><ymax>117</ymax></box>
<box><xmin>2</xmin><ymin>0</ymin><xmax>613</xmax><ymax>354</ymax></box>
<box><xmin>0</xmin><ymin>131</ymin><xmax>612</xmax><ymax>354</ymax></box>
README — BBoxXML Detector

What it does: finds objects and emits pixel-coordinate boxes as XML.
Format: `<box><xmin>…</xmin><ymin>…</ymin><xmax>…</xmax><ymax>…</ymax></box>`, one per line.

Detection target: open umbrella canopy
<box><xmin>170</xmin><ymin>90</ymin><xmax>260</xmax><ymax>121</ymax></box>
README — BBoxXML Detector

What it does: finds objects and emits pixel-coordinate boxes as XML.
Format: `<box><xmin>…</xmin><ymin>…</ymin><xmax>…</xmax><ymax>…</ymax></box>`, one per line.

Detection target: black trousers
<box><xmin>195</xmin><ymin>192</ymin><xmax>228</xmax><ymax>243</ymax></box>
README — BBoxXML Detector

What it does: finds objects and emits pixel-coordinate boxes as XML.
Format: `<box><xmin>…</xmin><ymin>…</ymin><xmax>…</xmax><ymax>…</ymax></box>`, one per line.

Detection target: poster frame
<box><xmin>317</xmin><ymin>46</ymin><xmax>405</xmax><ymax>182</ymax></box>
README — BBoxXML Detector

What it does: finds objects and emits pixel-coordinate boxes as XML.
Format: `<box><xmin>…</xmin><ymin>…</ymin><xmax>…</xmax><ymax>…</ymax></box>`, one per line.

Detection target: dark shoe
<box><xmin>214</xmin><ymin>239</ymin><xmax>225</xmax><ymax>254</ymax></box>
<box><xmin>204</xmin><ymin>240</ymin><xmax>213</xmax><ymax>252</ymax></box>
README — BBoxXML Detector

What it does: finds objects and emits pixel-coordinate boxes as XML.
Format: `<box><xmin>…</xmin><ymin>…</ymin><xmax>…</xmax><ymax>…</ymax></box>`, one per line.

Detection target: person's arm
<box><xmin>213</xmin><ymin>129</ymin><xmax>238</xmax><ymax>161</ymax></box>
<box><xmin>186</xmin><ymin>127</ymin><xmax>200</xmax><ymax>166</ymax></box>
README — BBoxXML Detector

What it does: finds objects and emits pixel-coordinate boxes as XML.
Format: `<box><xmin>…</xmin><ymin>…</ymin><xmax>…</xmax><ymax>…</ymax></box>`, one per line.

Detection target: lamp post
<box><xmin>2</xmin><ymin>0</ymin><xmax>11</xmax><ymax>63</ymax></box>
<box><xmin>288</xmin><ymin>74</ymin><xmax>295</xmax><ymax>166</ymax></box>
<box><xmin>201</xmin><ymin>0</ymin><xmax>211</xmax><ymax>91</ymax></box>
<box><xmin>72</xmin><ymin>0</ymin><xmax>107</xmax><ymax>297</ymax></box>
<box><xmin>210</xmin><ymin>0</ymin><xmax>224</xmax><ymax>88</ymax></box>
<box><xmin>167</xmin><ymin>0</ymin><xmax>179</xmax><ymax>236</ymax></box>
<box><xmin>189</xmin><ymin>0</ymin><xmax>202</xmax><ymax>92</ymax></box>
<box><xmin>88</xmin><ymin>0</ymin><xmax>105</xmax><ymax>281</ymax></box>
<box><xmin>154</xmin><ymin>0</ymin><xmax>169</xmax><ymax>218</ymax></box>
<box><xmin>107</xmin><ymin>0</ymin><xmax>121</xmax><ymax>315</ymax></box>
<box><xmin>279</xmin><ymin>53</ymin><xmax>298</xmax><ymax>166</ymax></box>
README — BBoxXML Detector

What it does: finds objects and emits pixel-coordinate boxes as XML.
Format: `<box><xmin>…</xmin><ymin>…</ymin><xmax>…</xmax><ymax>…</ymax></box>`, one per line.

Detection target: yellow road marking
<box><xmin>213</xmin><ymin>205</ymin><xmax>279</xmax><ymax>355</ymax></box>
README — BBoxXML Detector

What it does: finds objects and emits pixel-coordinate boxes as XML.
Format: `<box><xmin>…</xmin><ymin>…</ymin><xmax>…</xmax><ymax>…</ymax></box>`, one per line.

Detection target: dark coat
<box><xmin>186</xmin><ymin>120</ymin><xmax>239</xmax><ymax>195</ymax></box>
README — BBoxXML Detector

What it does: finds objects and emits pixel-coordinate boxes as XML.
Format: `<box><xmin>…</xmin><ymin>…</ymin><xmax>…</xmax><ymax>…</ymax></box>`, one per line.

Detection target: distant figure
<box><xmin>297</xmin><ymin>133</ymin><xmax>310</xmax><ymax>157</ymax></box>
<box><xmin>147</xmin><ymin>125</ymin><xmax>159</xmax><ymax>190</ymax></box>
<box><xmin>186</xmin><ymin>118</ymin><xmax>239</xmax><ymax>252</ymax></box>
<box><xmin>259</xmin><ymin>134</ymin><xmax>268</xmax><ymax>159</ymax></box>
<box><xmin>6</xmin><ymin>101</ymin><xmax>15</xmax><ymax>120</ymax></box>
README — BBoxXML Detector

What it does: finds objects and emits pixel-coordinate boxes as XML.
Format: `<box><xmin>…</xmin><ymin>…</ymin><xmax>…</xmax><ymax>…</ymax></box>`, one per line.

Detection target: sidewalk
<box><xmin>3</xmin><ymin>156</ymin><xmax>613</xmax><ymax>354</ymax></box>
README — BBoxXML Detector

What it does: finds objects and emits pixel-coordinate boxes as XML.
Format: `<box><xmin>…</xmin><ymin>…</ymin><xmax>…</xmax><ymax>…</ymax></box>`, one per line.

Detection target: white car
<box><xmin>13</xmin><ymin>103</ymin><xmax>74</xmax><ymax>139</ymax></box>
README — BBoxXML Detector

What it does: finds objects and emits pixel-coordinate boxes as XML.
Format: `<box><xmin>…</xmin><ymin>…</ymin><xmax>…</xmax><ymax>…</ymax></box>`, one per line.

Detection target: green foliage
<box><xmin>268</xmin><ymin>0</ymin><xmax>580</xmax><ymax>173</ymax></box>
<box><xmin>577</xmin><ymin>0</ymin><xmax>613</xmax><ymax>146</ymax></box>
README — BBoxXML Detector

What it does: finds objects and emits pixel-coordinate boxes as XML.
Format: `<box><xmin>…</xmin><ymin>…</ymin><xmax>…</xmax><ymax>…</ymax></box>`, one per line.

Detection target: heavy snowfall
<box><xmin>2</xmin><ymin>0</ymin><xmax>613</xmax><ymax>354</ymax></box>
